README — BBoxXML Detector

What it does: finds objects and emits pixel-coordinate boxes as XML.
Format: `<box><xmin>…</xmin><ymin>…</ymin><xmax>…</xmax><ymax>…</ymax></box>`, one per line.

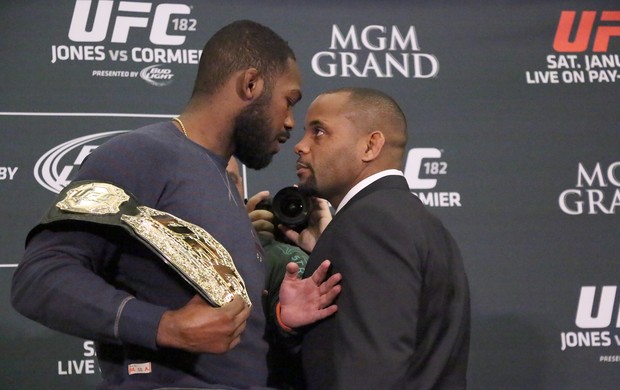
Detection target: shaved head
<box><xmin>320</xmin><ymin>87</ymin><xmax>408</xmax><ymax>164</ymax></box>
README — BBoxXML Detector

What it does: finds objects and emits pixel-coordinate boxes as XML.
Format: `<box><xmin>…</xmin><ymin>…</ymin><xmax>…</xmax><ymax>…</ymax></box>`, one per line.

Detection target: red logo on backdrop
<box><xmin>553</xmin><ymin>11</ymin><xmax>620</xmax><ymax>52</ymax></box>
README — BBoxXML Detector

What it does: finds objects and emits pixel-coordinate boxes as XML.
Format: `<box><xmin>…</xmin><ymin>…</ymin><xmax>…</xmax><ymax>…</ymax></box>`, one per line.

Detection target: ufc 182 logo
<box><xmin>404</xmin><ymin>148</ymin><xmax>461</xmax><ymax>207</ymax></box>
<box><xmin>69</xmin><ymin>0</ymin><xmax>194</xmax><ymax>45</ymax></box>
<box><xmin>404</xmin><ymin>148</ymin><xmax>445</xmax><ymax>190</ymax></box>
<box><xmin>554</xmin><ymin>11</ymin><xmax>620</xmax><ymax>52</ymax></box>
<box><xmin>560</xmin><ymin>286</ymin><xmax>620</xmax><ymax>352</ymax></box>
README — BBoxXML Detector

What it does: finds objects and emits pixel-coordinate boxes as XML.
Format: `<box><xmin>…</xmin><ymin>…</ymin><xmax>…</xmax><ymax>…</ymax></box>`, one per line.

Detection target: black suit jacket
<box><xmin>302</xmin><ymin>175</ymin><xmax>470</xmax><ymax>390</ymax></box>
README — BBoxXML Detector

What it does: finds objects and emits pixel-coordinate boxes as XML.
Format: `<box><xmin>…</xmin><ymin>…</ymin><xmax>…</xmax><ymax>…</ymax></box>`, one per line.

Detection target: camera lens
<box><xmin>280</xmin><ymin>196</ymin><xmax>303</xmax><ymax>218</ymax></box>
<box><xmin>272</xmin><ymin>186</ymin><xmax>311</xmax><ymax>230</ymax></box>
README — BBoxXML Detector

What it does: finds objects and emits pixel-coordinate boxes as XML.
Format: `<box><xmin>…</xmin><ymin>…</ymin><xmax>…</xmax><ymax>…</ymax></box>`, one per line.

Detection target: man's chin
<box><xmin>297</xmin><ymin>182</ymin><xmax>318</xmax><ymax>197</ymax></box>
<box><xmin>237</xmin><ymin>154</ymin><xmax>273</xmax><ymax>170</ymax></box>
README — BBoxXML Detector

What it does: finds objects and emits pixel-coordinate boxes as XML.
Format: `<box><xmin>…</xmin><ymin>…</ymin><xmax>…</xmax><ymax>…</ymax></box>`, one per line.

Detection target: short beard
<box><xmin>298</xmin><ymin>183</ymin><xmax>319</xmax><ymax>198</ymax></box>
<box><xmin>297</xmin><ymin>170</ymin><xmax>320</xmax><ymax>198</ymax></box>
<box><xmin>233</xmin><ymin>91</ymin><xmax>274</xmax><ymax>170</ymax></box>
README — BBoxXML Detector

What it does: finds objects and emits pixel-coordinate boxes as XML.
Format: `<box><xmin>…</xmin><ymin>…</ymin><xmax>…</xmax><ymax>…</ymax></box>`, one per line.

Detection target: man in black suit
<box><xmin>279</xmin><ymin>87</ymin><xmax>470</xmax><ymax>389</ymax></box>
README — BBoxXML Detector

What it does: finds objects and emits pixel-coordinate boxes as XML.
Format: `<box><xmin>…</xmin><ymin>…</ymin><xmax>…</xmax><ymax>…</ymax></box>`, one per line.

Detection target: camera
<box><xmin>256</xmin><ymin>186</ymin><xmax>311</xmax><ymax>232</ymax></box>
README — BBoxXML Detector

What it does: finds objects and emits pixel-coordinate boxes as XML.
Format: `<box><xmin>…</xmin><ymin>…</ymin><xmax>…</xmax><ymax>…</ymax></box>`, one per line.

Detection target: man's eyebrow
<box><xmin>307</xmin><ymin>119</ymin><xmax>323</xmax><ymax>127</ymax></box>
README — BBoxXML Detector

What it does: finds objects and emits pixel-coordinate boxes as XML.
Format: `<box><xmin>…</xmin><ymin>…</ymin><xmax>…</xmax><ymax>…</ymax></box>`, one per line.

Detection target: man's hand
<box><xmin>156</xmin><ymin>295</ymin><xmax>250</xmax><ymax>354</ymax></box>
<box><xmin>278</xmin><ymin>260</ymin><xmax>342</xmax><ymax>329</ymax></box>
<box><xmin>246</xmin><ymin>191</ymin><xmax>275</xmax><ymax>239</ymax></box>
<box><xmin>282</xmin><ymin>197</ymin><xmax>332</xmax><ymax>252</ymax></box>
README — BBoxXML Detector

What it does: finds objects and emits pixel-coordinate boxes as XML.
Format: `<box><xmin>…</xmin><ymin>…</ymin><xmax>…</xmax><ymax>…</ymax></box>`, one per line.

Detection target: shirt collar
<box><xmin>335</xmin><ymin>169</ymin><xmax>404</xmax><ymax>214</ymax></box>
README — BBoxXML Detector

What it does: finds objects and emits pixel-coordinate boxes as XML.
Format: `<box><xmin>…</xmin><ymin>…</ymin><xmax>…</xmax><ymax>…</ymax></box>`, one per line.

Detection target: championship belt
<box><xmin>40</xmin><ymin>180</ymin><xmax>251</xmax><ymax>307</ymax></box>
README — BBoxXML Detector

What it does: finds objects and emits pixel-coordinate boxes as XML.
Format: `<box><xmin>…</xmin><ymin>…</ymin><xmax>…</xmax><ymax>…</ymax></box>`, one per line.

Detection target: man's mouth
<box><xmin>296</xmin><ymin>161</ymin><xmax>310</xmax><ymax>175</ymax></box>
<box><xmin>277</xmin><ymin>131</ymin><xmax>290</xmax><ymax>143</ymax></box>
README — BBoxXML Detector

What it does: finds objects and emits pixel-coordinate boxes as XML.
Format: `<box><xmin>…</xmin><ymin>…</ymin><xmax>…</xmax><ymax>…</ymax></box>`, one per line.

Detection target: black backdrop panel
<box><xmin>1</xmin><ymin>1</ymin><xmax>618</xmax><ymax>388</ymax></box>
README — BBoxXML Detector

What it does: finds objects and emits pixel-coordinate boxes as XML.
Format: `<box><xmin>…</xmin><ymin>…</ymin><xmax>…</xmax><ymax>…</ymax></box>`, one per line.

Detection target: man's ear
<box><xmin>362</xmin><ymin>131</ymin><xmax>385</xmax><ymax>162</ymax></box>
<box><xmin>237</xmin><ymin>68</ymin><xmax>265</xmax><ymax>101</ymax></box>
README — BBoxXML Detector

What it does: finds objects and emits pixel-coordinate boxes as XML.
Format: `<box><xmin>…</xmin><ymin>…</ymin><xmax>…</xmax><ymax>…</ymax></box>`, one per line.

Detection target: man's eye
<box><xmin>313</xmin><ymin>128</ymin><xmax>325</xmax><ymax>137</ymax></box>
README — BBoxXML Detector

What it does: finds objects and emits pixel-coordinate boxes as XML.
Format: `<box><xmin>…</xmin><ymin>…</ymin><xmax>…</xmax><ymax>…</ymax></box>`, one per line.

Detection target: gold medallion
<box><xmin>56</xmin><ymin>182</ymin><xmax>130</xmax><ymax>215</ymax></box>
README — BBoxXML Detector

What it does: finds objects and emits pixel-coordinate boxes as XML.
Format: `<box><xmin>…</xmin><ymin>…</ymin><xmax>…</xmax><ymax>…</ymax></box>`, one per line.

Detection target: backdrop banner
<box><xmin>1</xmin><ymin>1</ymin><xmax>618</xmax><ymax>389</ymax></box>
